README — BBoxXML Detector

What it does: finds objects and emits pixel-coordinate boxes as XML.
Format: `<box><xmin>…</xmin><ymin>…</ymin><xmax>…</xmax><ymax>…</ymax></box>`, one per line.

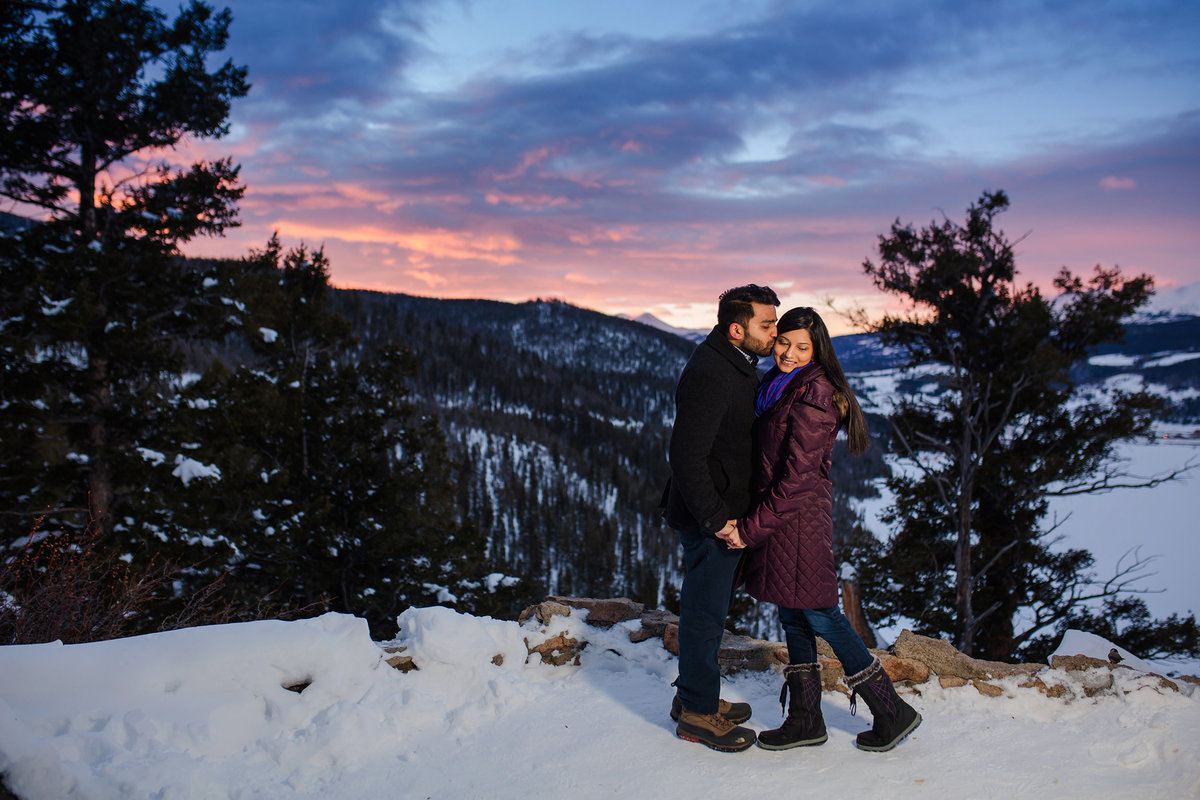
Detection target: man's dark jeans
<box><xmin>675</xmin><ymin>526</ymin><xmax>743</xmax><ymax>715</ymax></box>
<box><xmin>778</xmin><ymin>605</ymin><xmax>874</xmax><ymax>675</ymax></box>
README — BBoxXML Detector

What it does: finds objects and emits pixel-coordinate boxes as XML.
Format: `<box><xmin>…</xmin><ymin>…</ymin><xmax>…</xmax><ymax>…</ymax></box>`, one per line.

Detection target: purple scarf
<box><xmin>755</xmin><ymin>364</ymin><xmax>808</xmax><ymax>417</ymax></box>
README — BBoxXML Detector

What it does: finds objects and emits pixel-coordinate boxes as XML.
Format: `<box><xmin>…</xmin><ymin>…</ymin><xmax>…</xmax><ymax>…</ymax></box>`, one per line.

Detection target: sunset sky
<box><xmin>176</xmin><ymin>0</ymin><xmax>1199</xmax><ymax>333</ymax></box>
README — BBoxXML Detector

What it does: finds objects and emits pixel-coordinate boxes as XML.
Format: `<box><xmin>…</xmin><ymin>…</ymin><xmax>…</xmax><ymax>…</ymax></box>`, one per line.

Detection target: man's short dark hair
<box><xmin>717</xmin><ymin>284</ymin><xmax>779</xmax><ymax>330</ymax></box>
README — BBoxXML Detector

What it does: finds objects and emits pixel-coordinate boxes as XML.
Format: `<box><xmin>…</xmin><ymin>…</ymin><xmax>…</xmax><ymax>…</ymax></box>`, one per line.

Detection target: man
<box><xmin>662</xmin><ymin>284</ymin><xmax>779</xmax><ymax>752</ymax></box>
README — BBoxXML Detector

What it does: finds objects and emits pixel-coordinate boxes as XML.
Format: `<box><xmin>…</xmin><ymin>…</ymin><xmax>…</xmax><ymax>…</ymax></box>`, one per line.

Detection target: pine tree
<box><xmin>859</xmin><ymin>190</ymin><xmax>1194</xmax><ymax>661</ymax></box>
<box><xmin>171</xmin><ymin>239</ymin><xmax>502</xmax><ymax>637</ymax></box>
<box><xmin>0</xmin><ymin>0</ymin><xmax>248</xmax><ymax>540</ymax></box>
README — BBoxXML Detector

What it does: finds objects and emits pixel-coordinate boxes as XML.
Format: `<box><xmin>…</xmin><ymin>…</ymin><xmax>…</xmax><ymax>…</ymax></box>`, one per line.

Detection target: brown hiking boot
<box><xmin>676</xmin><ymin>709</ymin><xmax>756</xmax><ymax>752</ymax></box>
<box><xmin>670</xmin><ymin>694</ymin><xmax>752</xmax><ymax>725</ymax></box>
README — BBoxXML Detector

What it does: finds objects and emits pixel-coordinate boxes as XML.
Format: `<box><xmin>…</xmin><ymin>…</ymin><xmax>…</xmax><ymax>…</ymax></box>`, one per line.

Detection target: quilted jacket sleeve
<box><xmin>738</xmin><ymin>383</ymin><xmax>837</xmax><ymax>548</ymax></box>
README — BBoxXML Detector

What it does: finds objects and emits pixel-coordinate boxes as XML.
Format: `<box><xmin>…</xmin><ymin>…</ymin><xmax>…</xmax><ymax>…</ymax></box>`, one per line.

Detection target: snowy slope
<box><xmin>1</xmin><ymin>608</ymin><xmax>1198</xmax><ymax>800</ymax></box>
<box><xmin>1133</xmin><ymin>280</ymin><xmax>1200</xmax><ymax>322</ymax></box>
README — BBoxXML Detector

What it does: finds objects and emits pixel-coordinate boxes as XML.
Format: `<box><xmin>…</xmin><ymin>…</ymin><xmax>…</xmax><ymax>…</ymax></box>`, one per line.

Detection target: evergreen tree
<box><xmin>859</xmin><ymin>190</ymin><xmax>1194</xmax><ymax>661</ymax></box>
<box><xmin>0</xmin><ymin>0</ymin><xmax>248</xmax><ymax>539</ymax></box>
<box><xmin>173</xmin><ymin>239</ymin><xmax>503</xmax><ymax>637</ymax></box>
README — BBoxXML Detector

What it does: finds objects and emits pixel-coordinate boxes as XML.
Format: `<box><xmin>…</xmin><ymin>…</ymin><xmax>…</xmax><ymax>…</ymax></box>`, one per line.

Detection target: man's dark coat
<box><xmin>663</xmin><ymin>327</ymin><xmax>760</xmax><ymax>534</ymax></box>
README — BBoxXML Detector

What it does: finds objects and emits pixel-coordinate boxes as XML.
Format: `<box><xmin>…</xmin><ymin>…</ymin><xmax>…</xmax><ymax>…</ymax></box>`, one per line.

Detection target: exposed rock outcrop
<box><xmin>383</xmin><ymin>597</ymin><xmax>1197</xmax><ymax>704</ymax></box>
<box><xmin>546</xmin><ymin>596</ymin><xmax>644</xmax><ymax>627</ymax></box>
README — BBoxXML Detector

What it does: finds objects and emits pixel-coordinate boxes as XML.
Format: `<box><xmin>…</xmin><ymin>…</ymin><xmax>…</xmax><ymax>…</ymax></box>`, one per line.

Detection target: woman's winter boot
<box><xmin>756</xmin><ymin>663</ymin><xmax>828</xmax><ymax>750</ymax></box>
<box><xmin>845</xmin><ymin>657</ymin><xmax>921</xmax><ymax>752</ymax></box>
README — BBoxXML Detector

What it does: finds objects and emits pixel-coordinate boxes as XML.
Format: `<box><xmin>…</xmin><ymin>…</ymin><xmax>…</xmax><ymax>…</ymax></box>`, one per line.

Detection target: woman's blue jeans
<box><xmin>778</xmin><ymin>605</ymin><xmax>874</xmax><ymax>675</ymax></box>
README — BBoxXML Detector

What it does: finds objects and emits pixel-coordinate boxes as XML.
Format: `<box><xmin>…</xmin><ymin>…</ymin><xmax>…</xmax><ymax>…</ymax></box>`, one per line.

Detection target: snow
<box><xmin>40</xmin><ymin>296</ymin><xmax>71</xmax><ymax>316</ymax></box>
<box><xmin>1144</xmin><ymin>352</ymin><xmax>1200</xmax><ymax>368</ymax></box>
<box><xmin>1088</xmin><ymin>353</ymin><xmax>1138</xmax><ymax>368</ymax></box>
<box><xmin>1047</xmin><ymin>440</ymin><xmax>1200</xmax><ymax>624</ymax></box>
<box><xmin>171</xmin><ymin>454</ymin><xmax>222</xmax><ymax>486</ymax></box>
<box><xmin>136</xmin><ymin>448</ymin><xmax>166</xmax><ymax>466</ymax></box>
<box><xmin>1</xmin><ymin>608</ymin><xmax>1198</xmax><ymax>800</ymax></box>
<box><xmin>1135</xmin><ymin>280</ymin><xmax>1200</xmax><ymax>320</ymax></box>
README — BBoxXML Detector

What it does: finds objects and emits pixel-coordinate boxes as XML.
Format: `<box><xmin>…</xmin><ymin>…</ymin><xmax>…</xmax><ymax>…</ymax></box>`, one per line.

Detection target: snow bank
<box><xmin>0</xmin><ymin>614</ymin><xmax>402</xmax><ymax>798</ymax></box>
<box><xmin>1051</xmin><ymin>629</ymin><xmax>1157</xmax><ymax>673</ymax></box>
<box><xmin>1</xmin><ymin>608</ymin><xmax>1198</xmax><ymax>800</ymax></box>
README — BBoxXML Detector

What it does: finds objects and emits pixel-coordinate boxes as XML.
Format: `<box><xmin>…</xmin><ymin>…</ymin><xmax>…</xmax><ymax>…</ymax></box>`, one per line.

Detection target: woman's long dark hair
<box><xmin>777</xmin><ymin>307</ymin><xmax>870</xmax><ymax>455</ymax></box>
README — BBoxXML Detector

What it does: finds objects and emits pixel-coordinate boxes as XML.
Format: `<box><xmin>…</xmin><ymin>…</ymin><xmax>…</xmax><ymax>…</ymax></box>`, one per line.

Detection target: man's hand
<box><xmin>716</xmin><ymin>519</ymin><xmax>746</xmax><ymax>549</ymax></box>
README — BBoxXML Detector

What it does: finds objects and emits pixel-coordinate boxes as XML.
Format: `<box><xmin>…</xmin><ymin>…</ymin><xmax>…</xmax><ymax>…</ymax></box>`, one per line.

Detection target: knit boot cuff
<box><xmin>844</xmin><ymin>655</ymin><xmax>882</xmax><ymax>690</ymax></box>
<box><xmin>783</xmin><ymin>662</ymin><xmax>821</xmax><ymax>678</ymax></box>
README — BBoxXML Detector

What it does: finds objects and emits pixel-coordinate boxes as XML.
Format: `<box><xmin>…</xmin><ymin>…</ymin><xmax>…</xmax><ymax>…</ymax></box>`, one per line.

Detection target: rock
<box><xmin>1079</xmin><ymin>670</ymin><xmax>1115</xmax><ymax>697</ymax></box>
<box><xmin>1050</xmin><ymin>654</ymin><xmax>1179</xmax><ymax>693</ymax></box>
<box><xmin>661</xmin><ymin>627</ymin><xmax>782</xmax><ymax>673</ymax></box>
<box><xmin>893</xmin><ymin>630</ymin><xmax>1039</xmax><ymax>679</ymax></box>
<box><xmin>893</xmin><ymin>630</ymin><xmax>985</xmax><ymax>678</ymax></box>
<box><xmin>1040</xmin><ymin>658</ymin><xmax>1118</xmax><ymax>697</ymax></box>
<box><xmin>1049</xmin><ymin>653</ymin><xmax>1111</xmax><ymax>672</ymax></box>
<box><xmin>517</xmin><ymin>600</ymin><xmax>572</xmax><ymax>627</ymax></box>
<box><xmin>879</xmin><ymin>652</ymin><xmax>930</xmax><ymax>684</ymax></box>
<box><xmin>817</xmin><ymin>656</ymin><xmax>845</xmax><ymax>693</ymax></box>
<box><xmin>972</xmin><ymin>679</ymin><xmax>1003</xmax><ymax>697</ymax></box>
<box><xmin>629</xmin><ymin>608</ymin><xmax>679</xmax><ymax>643</ymax></box>
<box><xmin>1144</xmin><ymin>675</ymin><xmax>1180</xmax><ymax>693</ymax></box>
<box><xmin>981</xmin><ymin>660</ymin><xmax>1043</xmax><ymax>679</ymax></box>
<box><xmin>1019</xmin><ymin>676</ymin><xmax>1067</xmax><ymax>698</ymax></box>
<box><xmin>939</xmin><ymin>676</ymin><xmax>968</xmax><ymax>689</ymax></box>
<box><xmin>718</xmin><ymin>631</ymin><xmax>785</xmax><ymax>674</ymax></box>
<box><xmin>628</xmin><ymin>627</ymin><xmax>656</xmax><ymax>644</ymax></box>
<box><xmin>381</xmin><ymin>644</ymin><xmax>418</xmax><ymax>673</ymax></box>
<box><xmin>385</xmin><ymin>653</ymin><xmax>417</xmax><ymax>672</ymax></box>
<box><xmin>527</xmin><ymin>631</ymin><xmax>585</xmax><ymax>666</ymax></box>
<box><xmin>663</xmin><ymin>623</ymin><xmax>679</xmax><ymax>655</ymax></box>
<box><xmin>547</xmin><ymin>596</ymin><xmax>644</xmax><ymax>627</ymax></box>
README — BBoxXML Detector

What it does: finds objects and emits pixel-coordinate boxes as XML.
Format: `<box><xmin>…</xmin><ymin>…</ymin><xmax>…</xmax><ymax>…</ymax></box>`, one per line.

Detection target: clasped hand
<box><xmin>716</xmin><ymin>519</ymin><xmax>746</xmax><ymax>549</ymax></box>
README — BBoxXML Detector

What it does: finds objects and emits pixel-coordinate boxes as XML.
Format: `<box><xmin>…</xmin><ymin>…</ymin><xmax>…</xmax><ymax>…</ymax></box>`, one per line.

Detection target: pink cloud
<box><xmin>1099</xmin><ymin>176</ymin><xmax>1137</xmax><ymax>190</ymax></box>
<box><xmin>271</xmin><ymin>220</ymin><xmax>522</xmax><ymax>266</ymax></box>
<box><xmin>484</xmin><ymin>191</ymin><xmax>573</xmax><ymax>209</ymax></box>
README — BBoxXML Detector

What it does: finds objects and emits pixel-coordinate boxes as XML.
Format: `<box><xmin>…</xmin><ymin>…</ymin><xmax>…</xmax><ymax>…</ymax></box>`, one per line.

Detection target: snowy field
<box><xmin>2</xmin><ymin>607</ymin><xmax>1198</xmax><ymax>800</ymax></box>
<box><xmin>1051</xmin><ymin>437</ymin><xmax>1199</xmax><ymax>620</ymax></box>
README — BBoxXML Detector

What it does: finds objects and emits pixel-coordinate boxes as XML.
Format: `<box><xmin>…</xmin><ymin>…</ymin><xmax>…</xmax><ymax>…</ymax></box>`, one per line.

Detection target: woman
<box><xmin>726</xmin><ymin>307</ymin><xmax>920</xmax><ymax>753</ymax></box>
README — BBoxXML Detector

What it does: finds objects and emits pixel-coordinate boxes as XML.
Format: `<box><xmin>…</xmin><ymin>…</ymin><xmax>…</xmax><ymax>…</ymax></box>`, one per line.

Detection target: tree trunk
<box><xmin>954</xmin><ymin>514</ymin><xmax>974</xmax><ymax>654</ymax></box>
<box><xmin>840</xmin><ymin>577</ymin><xmax>877</xmax><ymax>647</ymax></box>
<box><xmin>954</xmin><ymin>451</ymin><xmax>976</xmax><ymax>654</ymax></box>
<box><xmin>86</xmin><ymin>353</ymin><xmax>114</xmax><ymax>534</ymax></box>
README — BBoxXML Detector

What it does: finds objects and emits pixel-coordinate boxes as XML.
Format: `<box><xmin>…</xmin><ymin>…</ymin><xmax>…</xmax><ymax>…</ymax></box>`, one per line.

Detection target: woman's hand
<box><xmin>716</xmin><ymin>520</ymin><xmax>746</xmax><ymax>549</ymax></box>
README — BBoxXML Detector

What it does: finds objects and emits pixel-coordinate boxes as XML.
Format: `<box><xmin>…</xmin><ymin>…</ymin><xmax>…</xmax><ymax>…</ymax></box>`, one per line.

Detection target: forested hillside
<box><xmin>332</xmin><ymin>290</ymin><xmax>689</xmax><ymax>607</ymax></box>
<box><xmin>330</xmin><ymin>289</ymin><xmax>887</xmax><ymax>628</ymax></box>
<box><xmin>328</xmin><ymin>286</ymin><xmax>1200</xmax><ymax>643</ymax></box>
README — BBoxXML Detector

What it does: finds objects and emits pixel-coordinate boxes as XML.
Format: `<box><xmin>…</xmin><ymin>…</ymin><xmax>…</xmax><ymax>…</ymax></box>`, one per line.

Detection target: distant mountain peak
<box><xmin>621</xmin><ymin>312</ymin><xmax>707</xmax><ymax>342</ymax></box>
<box><xmin>1131</xmin><ymin>280</ymin><xmax>1200</xmax><ymax>322</ymax></box>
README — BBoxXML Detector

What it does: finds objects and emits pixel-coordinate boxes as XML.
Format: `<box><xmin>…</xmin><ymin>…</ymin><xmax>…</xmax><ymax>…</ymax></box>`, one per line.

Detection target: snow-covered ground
<box><xmin>2</xmin><ymin>607</ymin><xmax>1198</xmax><ymax>800</ymax></box>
